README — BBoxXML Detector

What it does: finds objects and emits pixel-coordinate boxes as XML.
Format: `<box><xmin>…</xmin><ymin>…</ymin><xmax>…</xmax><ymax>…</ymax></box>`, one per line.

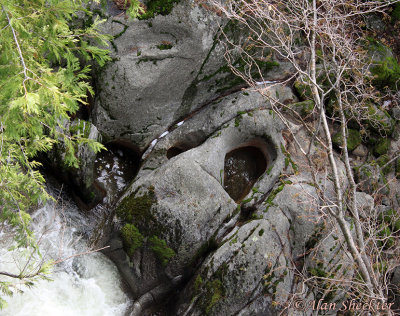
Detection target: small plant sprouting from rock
<box><xmin>157</xmin><ymin>41</ymin><xmax>173</xmax><ymax>50</ymax></box>
<box><xmin>194</xmin><ymin>274</ymin><xmax>203</xmax><ymax>293</ymax></box>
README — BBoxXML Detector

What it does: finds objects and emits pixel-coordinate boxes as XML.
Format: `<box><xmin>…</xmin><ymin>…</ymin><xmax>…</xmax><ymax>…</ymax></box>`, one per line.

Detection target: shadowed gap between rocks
<box><xmin>94</xmin><ymin>139</ymin><xmax>141</xmax><ymax>204</ymax></box>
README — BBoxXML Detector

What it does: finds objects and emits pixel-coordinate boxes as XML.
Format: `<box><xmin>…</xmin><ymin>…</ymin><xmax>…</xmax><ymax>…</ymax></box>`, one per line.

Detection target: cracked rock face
<box><xmin>92</xmin><ymin>1</ymin><xmax>223</xmax><ymax>150</ymax></box>
<box><xmin>109</xmin><ymin>103</ymin><xmax>286</xmax><ymax>306</ymax></box>
<box><xmin>174</xmin><ymin>175</ymin><xmax>354</xmax><ymax>316</ymax></box>
<box><xmin>92</xmin><ymin>1</ymin><xmax>294</xmax><ymax>151</ymax></box>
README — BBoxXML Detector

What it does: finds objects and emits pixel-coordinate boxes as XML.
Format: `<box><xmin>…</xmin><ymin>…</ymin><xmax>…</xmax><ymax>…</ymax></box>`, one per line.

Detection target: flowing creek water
<box><xmin>0</xmin><ymin>191</ymin><xmax>131</xmax><ymax>316</ymax></box>
<box><xmin>0</xmin><ymin>115</ymin><xmax>269</xmax><ymax>314</ymax></box>
<box><xmin>0</xmin><ymin>143</ymin><xmax>140</xmax><ymax>315</ymax></box>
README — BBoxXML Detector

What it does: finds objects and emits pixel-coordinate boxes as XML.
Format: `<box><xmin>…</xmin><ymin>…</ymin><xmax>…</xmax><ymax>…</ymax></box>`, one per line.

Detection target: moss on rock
<box><xmin>373</xmin><ymin>138</ymin><xmax>390</xmax><ymax>156</ymax></box>
<box><xmin>392</xmin><ymin>3</ymin><xmax>400</xmax><ymax>23</ymax></box>
<box><xmin>376</xmin><ymin>154</ymin><xmax>391</xmax><ymax>175</ymax></box>
<box><xmin>121</xmin><ymin>223</ymin><xmax>144</xmax><ymax>256</ymax></box>
<box><xmin>368</xmin><ymin>40</ymin><xmax>400</xmax><ymax>90</ymax></box>
<box><xmin>139</xmin><ymin>0</ymin><xmax>181</xmax><ymax>20</ymax></box>
<box><xmin>116</xmin><ymin>187</ymin><xmax>156</xmax><ymax>223</ymax></box>
<box><xmin>365</xmin><ymin>103</ymin><xmax>395</xmax><ymax>135</ymax></box>
<box><xmin>194</xmin><ymin>275</ymin><xmax>203</xmax><ymax>293</ymax></box>
<box><xmin>294</xmin><ymin>79</ymin><xmax>313</xmax><ymax>101</ymax></box>
<box><xmin>378</xmin><ymin>208</ymin><xmax>400</xmax><ymax>232</ymax></box>
<box><xmin>148</xmin><ymin>235</ymin><xmax>176</xmax><ymax>266</ymax></box>
<box><xmin>197</xmin><ymin>279</ymin><xmax>225</xmax><ymax>315</ymax></box>
<box><xmin>377</xmin><ymin>224</ymin><xmax>395</xmax><ymax>249</ymax></box>
<box><xmin>332</xmin><ymin>129</ymin><xmax>362</xmax><ymax>152</ymax></box>
<box><xmin>288</xmin><ymin>100</ymin><xmax>315</xmax><ymax>117</ymax></box>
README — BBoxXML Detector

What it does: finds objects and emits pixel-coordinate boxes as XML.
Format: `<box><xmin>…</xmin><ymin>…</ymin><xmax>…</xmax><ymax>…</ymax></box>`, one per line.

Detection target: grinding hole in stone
<box><xmin>223</xmin><ymin>146</ymin><xmax>267</xmax><ymax>202</ymax></box>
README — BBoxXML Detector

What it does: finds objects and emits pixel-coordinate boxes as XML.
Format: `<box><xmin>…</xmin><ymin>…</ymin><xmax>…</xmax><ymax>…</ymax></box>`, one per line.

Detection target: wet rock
<box><xmin>94</xmin><ymin>141</ymin><xmax>140</xmax><ymax>203</ymax></box>
<box><xmin>48</xmin><ymin>119</ymin><xmax>103</xmax><ymax>205</ymax></box>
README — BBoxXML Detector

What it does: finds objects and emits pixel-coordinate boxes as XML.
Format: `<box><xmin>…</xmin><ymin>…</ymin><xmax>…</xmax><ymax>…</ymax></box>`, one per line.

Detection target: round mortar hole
<box><xmin>223</xmin><ymin>146</ymin><xmax>267</xmax><ymax>202</ymax></box>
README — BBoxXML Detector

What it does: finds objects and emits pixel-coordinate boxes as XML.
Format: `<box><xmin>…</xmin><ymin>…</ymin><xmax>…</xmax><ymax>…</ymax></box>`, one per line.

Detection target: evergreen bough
<box><xmin>0</xmin><ymin>0</ymin><xmax>112</xmax><ymax>308</ymax></box>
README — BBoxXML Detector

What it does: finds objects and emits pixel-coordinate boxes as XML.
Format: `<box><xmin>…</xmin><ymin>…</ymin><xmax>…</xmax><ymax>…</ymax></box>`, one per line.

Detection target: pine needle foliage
<box><xmin>0</xmin><ymin>0</ymin><xmax>111</xmax><ymax>307</ymax></box>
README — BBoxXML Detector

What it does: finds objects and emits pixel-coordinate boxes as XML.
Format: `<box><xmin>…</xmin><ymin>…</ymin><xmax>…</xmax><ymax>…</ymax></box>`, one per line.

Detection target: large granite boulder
<box><xmin>92</xmin><ymin>0</ymin><xmax>294</xmax><ymax>150</ymax></box>
<box><xmin>107</xmin><ymin>104</ymin><xmax>287</xmax><ymax>310</ymax></box>
<box><xmin>174</xmin><ymin>175</ymin><xmax>351</xmax><ymax>316</ymax></box>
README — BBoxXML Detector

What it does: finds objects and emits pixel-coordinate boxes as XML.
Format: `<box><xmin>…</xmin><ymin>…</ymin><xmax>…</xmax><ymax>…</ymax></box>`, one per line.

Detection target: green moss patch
<box><xmin>149</xmin><ymin>235</ymin><xmax>176</xmax><ymax>266</ymax></box>
<box><xmin>294</xmin><ymin>79</ymin><xmax>313</xmax><ymax>100</ymax></box>
<box><xmin>377</xmin><ymin>224</ymin><xmax>395</xmax><ymax>249</ymax></box>
<box><xmin>332</xmin><ymin>129</ymin><xmax>362</xmax><ymax>152</ymax></box>
<box><xmin>369</xmin><ymin>41</ymin><xmax>400</xmax><ymax>90</ymax></box>
<box><xmin>69</xmin><ymin>119</ymin><xmax>91</xmax><ymax>138</ymax></box>
<box><xmin>288</xmin><ymin>100</ymin><xmax>315</xmax><ymax>117</ymax></box>
<box><xmin>378</xmin><ymin>208</ymin><xmax>400</xmax><ymax>232</ymax></box>
<box><xmin>121</xmin><ymin>223</ymin><xmax>144</xmax><ymax>256</ymax></box>
<box><xmin>139</xmin><ymin>0</ymin><xmax>180</xmax><ymax>20</ymax></box>
<box><xmin>373</xmin><ymin>138</ymin><xmax>390</xmax><ymax>156</ymax></box>
<box><xmin>194</xmin><ymin>275</ymin><xmax>203</xmax><ymax>293</ymax></box>
<box><xmin>205</xmin><ymin>280</ymin><xmax>224</xmax><ymax>315</ymax></box>
<box><xmin>365</xmin><ymin>103</ymin><xmax>394</xmax><ymax>135</ymax></box>
<box><xmin>376</xmin><ymin>154</ymin><xmax>391</xmax><ymax>175</ymax></box>
<box><xmin>116</xmin><ymin>187</ymin><xmax>156</xmax><ymax>223</ymax></box>
<box><xmin>392</xmin><ymin>3</ymin><xmax>400</xmax><ymax>23</ymax></box>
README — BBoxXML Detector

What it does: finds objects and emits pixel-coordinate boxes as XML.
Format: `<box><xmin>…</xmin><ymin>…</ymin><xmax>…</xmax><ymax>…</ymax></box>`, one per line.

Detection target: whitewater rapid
<box><xmin>0</xmin><ymin>189</ymin><xmax>131</xmax><ymax>316</ymax></box>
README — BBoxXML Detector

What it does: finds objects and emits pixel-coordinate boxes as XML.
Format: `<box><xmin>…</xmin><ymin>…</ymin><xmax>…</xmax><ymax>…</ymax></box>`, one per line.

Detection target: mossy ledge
<box><xmin>193</xmin><ymin>263</ymin><xmax>228</xmax><ymax>315</ymax></box>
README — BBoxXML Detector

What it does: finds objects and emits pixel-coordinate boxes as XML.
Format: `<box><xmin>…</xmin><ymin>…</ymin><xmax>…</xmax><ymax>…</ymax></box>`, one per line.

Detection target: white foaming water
<box><xmin>1</xmin><ymin>193</ymin><xmax>131</xmax><ymax>316</ymax></box>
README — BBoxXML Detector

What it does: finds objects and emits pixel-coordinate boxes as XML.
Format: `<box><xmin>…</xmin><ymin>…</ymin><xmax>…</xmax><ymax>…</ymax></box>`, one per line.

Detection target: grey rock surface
<box><xmin>110</xmin><ymin>105</ymin><xmax>287</xmax><ymax>302</ymax></box>
<box><xmin>174</xmin><ymin>177</ymin><xmax>337</xmax><ymax>316</ymax></box>
<box><xmin>352</xmin><ymin>144</ymin><xmax>368</xmax><ymax>157</ymax></box>
<box><xmin>92</xmin><ymin>1</ymin><xmax>294</xmax><ymax>150</ymax></box>
<box><xmin>93</xmin><ymin>1</ymin><xmax>222</xmax><ymax>150</ymax></box>
<box><xmin>176</xmin><ymin>216</ymin><xmax>293</xmax><ymax>316</ymax></box>
<box><xmin>138</xmin><ymin>86</ymin><xmax>295</xmax><ymax>181</ymax></box>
